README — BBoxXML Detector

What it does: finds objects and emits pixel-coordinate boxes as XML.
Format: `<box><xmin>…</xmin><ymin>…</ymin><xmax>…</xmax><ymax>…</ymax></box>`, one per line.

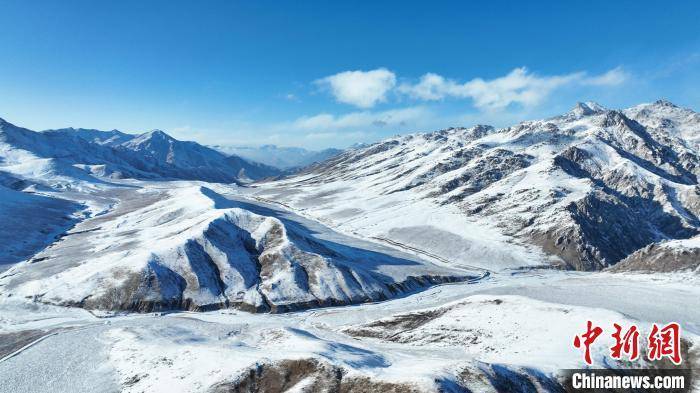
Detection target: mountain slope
<box><xmin>255</xmin><ymin>101</ymin><xmax>700</xmax><ymax>271</ymax></box>
<box><xmin>0</xmin><ymin>185</ymin><xmax>472</xmax><ymax>312</ymax></box>
<box><xmin>0</xmin><ymin>178</ymin><xmax>84</xmax><ymax>270</ymax></box>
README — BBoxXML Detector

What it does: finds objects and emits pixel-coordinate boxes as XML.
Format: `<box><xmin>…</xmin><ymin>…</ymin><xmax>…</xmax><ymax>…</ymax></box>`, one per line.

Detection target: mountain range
<box><xmin>1</xmin><ymin>100</ymin><xmax>699</xmax><ymax>309</ymax></box>
<box><xmin>0</xmin><ymin>120</ymin><xmax>282</xmax><ymax>186</ymax></box>
<box><xmin>1</xmin><ymin>100</ymin><xmax>699</xmax><ymax>392</ymax></box>
<box><xmin>254</xmin><ymin>100</ymin><xmax>700</xmax><ymax>273</ymax></box>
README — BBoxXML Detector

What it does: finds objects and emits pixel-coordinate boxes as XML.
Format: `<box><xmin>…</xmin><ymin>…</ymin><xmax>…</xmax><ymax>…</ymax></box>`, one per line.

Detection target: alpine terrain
<box><xmin>254</xmin><ymin>100</ymin><xmax>700</xmax><ymax>273</ymax></box>
<box><xmin>0</xmin><ymin>101</ymin><xmax>698</xmax><ymax>393</ymax></box>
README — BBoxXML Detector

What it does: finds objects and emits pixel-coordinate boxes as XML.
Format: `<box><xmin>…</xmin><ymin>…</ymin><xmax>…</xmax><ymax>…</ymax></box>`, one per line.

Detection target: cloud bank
<box><xmin>398</xmin><ymin>67</ymin><xmax>629</xmax><ymax>110</ymax></box>
<box><xmin>317</xmin><ymin>66</ymin><xmax>628</xmax><ymax>110</ymax></box>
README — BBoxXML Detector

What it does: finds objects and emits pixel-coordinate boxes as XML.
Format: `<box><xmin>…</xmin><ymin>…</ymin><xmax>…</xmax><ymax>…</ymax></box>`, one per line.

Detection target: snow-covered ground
<box><xmin>0</xmin><ymin>181</ymin><xmax>698</xmax><ymax>392</ymax></box>
<box><xmin>1</xmin><ymin>178</ymin><xmax>696</xmax><ymax>392</ymax></box>
<box><xmin>0</xmin><ymin>179</ymin><xmax>698</xmax><ymax>392</ymax></box>
<box><xmin>1</xmin><ymin>269</ymin><xmax>698</xmax><ymax>392</ymax></box>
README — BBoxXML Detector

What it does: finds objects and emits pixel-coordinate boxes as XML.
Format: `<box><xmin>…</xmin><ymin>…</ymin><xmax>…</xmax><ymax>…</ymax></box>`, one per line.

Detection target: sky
<box><xmin>1</xmin><ymin>1</ymin><xmax>699</xmax><ymax>150</ymax></box>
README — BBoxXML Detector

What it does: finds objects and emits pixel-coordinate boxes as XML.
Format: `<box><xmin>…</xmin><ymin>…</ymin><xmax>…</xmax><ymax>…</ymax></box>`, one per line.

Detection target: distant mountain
<box><xmin>255</xmin><ymin>100</ymin><xmax>700</xmax><ymax>272</ymax></box>
<box><xmin>210</xmin><ymin>144</ymin><xmax>342</xmax><ymax>169</ymax></box>
<box><xmin>0</xmin><ymin>118</ymin><xmax>281</xmax><ymax>185</ymax></box>
<box><xmin>111</xmin><ymin>129</ymin><xmax>280</xmax><ymax>182</ymax></box>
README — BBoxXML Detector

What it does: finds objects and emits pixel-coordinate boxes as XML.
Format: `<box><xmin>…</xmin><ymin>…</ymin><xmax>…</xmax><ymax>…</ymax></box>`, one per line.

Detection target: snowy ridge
<box><xmin>44</xmin><ymin>127</ymin><xmax>134</xmax><ymax>146</ymax></box>
<box><xmin>0</xmin><ymin>185</ymin><xmax>471</xmax><ymax>312</ymax></box>
<box><xmin>256</xmin><ymin>101</ymin><xmax>700</xmax><ymax>271</ymax></box>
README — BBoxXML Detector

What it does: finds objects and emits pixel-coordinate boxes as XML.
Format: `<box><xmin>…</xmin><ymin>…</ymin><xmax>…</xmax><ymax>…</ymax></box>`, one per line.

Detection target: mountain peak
<box><xmin>133</xmin><ymin>129</ymin><xmax>177</xmax><ymax>144</ymax></box>
<box><xmin>570</xmin><ymin>101</ymin><xmax>607</xmax><ymax>117</ymax></box>
<box><xmin>121</xmin><ymin>129</ymin><xmax>178</xmax><ymax>151</ymax></box>
<box><xmin>652</xmin><ymin>99</ymin><xmax>678</xmax><ymax>108</ymax></box>
<box><xmin>465</xmin><ymin>124</ymin><xmax>496</xmax><ymax>139</ymax></box>
<box><xmin>144</xmin><ymin>129</ymin><xmax>172</xmax><ymax>138</ymax></box>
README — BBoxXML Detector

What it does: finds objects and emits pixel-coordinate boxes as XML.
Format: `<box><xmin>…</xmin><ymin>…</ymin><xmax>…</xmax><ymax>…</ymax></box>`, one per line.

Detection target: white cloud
<box><xmin>581</xmin><ymin>66</ymin><xmax>628</xmax><ymax>86</ymax></box>
<box><xmin>398</xmin><ymin>67</ymin><xmax>629</xmax><ymax>110</ymax></box>
<box><xmin>292</xmin><ymin>106</ymin><xmax>427</xmax><ymax>131</ymax></box>
<box><xmin>316</xmin><ymin>68</ymin><xmax>396</xmax><ymax>108</ymax></box>
<box><xmin>396</xmin><ymin>73</ymin><xmax>450</xmax><ymax>101</ymax></box>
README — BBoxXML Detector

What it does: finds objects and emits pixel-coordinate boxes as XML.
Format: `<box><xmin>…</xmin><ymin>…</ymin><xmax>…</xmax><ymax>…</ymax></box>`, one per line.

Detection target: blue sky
<box><xmin>1</xmin><ymin>1</ymin><xmax>699</xmax><ymax>149</ymax></box>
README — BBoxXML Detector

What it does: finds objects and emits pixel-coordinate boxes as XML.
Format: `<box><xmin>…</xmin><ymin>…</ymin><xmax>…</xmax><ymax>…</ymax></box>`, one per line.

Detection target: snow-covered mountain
<box><xmin>255</xmin><ymin>100</ymin><xmax>700</xmax><ymax>272</ymax></box>
<box><xmin>210</xmin><ymin>144</ymin><xmax>343</xmax><ymax>170</ymax></box>
<box><xmin>0</xmin><ymin>185</ymin><xmax>470</xmax><ymax>312</ymax></box>
<box><xmin>0</xmin><ymin>118</ymin><xmax>281</xmax><ymax>185</ymax></box>
<box><xmin>110</xmin><ymin>129</ymin><xmax>280</xmax><ymax>182</ymax></box>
